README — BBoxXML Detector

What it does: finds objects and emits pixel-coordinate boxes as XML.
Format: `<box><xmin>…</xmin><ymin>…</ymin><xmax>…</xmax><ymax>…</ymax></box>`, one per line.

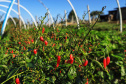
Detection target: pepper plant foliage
<box><xmin>0</xmin><ymin>9</ymin><xmax>126</xmax><ymax>84</ymax></box>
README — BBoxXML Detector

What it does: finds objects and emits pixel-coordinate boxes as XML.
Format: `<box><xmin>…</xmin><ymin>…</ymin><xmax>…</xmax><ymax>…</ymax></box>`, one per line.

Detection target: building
<box><xmin>100</xmin><ymin>14</ymin><xmax>109</xmax><ymax>21</ymax></box>
<box><xmin>100</xmin><ymin>7</ymin><xmax>126</xmax><ymax>23</ymax></box>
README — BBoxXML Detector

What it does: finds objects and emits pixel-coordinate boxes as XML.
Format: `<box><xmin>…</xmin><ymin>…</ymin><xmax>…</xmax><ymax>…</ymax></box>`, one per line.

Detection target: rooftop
<box><xmin>114</xmin><ymin>6</ymin><xmax>126</xmax><ymax>9</ymax></box>
<box><xmin>108</xmin><ymin>10</ymin><xmax>117</xmax><ymax>12</ymax></box>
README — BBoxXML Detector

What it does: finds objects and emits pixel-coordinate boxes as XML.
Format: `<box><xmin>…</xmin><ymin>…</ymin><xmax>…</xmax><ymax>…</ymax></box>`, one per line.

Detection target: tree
<box><xmin>68</xmin><ymin>10</ymin><xmax>76</xmax><ymax>22</ymax></box>
<box><xmin>90</xmin><ymin>11</ymin><xmax>104</xmax><ymax>21</ymax></box>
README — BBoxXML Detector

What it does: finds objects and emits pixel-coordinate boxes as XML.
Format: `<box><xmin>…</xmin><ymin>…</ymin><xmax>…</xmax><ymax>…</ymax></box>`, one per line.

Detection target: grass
<box><xmin>87</xmin><ymin>22</ymin><xmax>126</xmax><ymax>31</ymax></box>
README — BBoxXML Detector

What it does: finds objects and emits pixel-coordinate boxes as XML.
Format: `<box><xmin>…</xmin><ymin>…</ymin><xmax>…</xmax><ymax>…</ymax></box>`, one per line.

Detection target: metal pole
<box><xmin>65</xmin><ymin>10</ymin><xmax>67</xmax><ymax>26</ymax></box>
<box><xmin>0</xmin><ymin>0</ymin><xmax>38</xmax><ymax>28</ymax></box>
<box><xmin>36</xmin><ymin>16</ymin><xmax>38</xmax><ymax>24</ymax></box>
<box><xmin>17</xmin><ymin>0</ymin><xmax>21</xmax><ymax>29</ymax></box>
<box><xmin>48</xmin><ymin>10</ymin><xmax>50</xmax><ymax>27</ymax></box>
<box><xmin>0</xmin><ymin>4</ymin><xmax>26</xmax><ymax>29</ymax></box>
<box><xmin>1</xmin><ymin>0</ymin><xmax>15</xmax><ymax>36</ymax></box>
<box><xmin>67</xmin><ymin>0</ymin><xmax>80</xmax><ymax>29</ymax></box>
<box><xmin>87</xmin><ymin>5</ymin><xmax>91</xmax><ymax>24</ymax></box>
<box><xmin>116</xmin><ymin>0</ymin><xmax>122</xmax><ymax>33</ymax></box>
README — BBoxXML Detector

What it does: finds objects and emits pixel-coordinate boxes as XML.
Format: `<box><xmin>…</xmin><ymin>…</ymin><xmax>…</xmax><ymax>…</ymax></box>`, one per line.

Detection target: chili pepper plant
<box><xmin>0</xmin><ymin>7</ymin><xmax>126</xmax><ymax>84</ymax></box>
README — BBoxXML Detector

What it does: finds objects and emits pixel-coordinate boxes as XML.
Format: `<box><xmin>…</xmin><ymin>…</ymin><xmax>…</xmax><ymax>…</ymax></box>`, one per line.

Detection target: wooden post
<box><xmin>36</xmin><ymin>16</ymin><xmax>38</xmax><ymax>25</ymax></box>
<box><xmin>65</xmin><ymin>10</ymin><xmax>67</xmax><ymax>27</ymax></box>
<box><xmin>17</xmin><ymin>0</ymin><xmax>21</xmax><ymax>29</ymax></box>
<box><xmin>48</xmin><ymin>10</ymin><xmax>50</xmax><ymax>27</ymax></box>
<box><xmin>87</xmin><ymin>5</ymin><xmax>91</xmax><ymax>24</ymax></box>
<box><xmin>116</xmin><ymin>0</ymin><xmax>122</xmax><ymax>33</ymax></box>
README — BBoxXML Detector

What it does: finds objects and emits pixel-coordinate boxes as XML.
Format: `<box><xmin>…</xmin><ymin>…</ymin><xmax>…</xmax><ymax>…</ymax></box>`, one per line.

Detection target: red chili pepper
<box><xmin>52</xmin><ymin>43</ymin><xmax>56</xmax><ymax>47</ymax></box>
<box><xmin>66</xmin><ymin>60</ymin><xmax>71</xmax><ymax>63</ymax></box>
<box><xmin>70</xmin><ymin>54</ymin><xmax>73</xmax><ymax>60</ymax></box>
<box><xmin>15</xmin><ymin>78</ymin><xmax>20</xmax><ymax>84</ymax></box>
<box><xmin>31</xmin><ymin>39</ymin><xmax>34</xmax><ymax>43</ymax></box>
<box><xmin>70</xmin><ymin>59</ymin><xmax>74</xmax><ymax>64</ymax></box>
<box><xmin>40</xmin><ymin>36</ymin><xmax>44</xmax><ymax>42</ymax></box>
<box><xmin>66</xmin><ymin>54</ymin><xmax>74</xmax><ymax>64</ymax></box>
<box><xmin>103</xmin><ymin>58</ymin><xmax>106</xmax><ymax>69</ymax></box>
<box><xmin>85</xmin><ymin>78</ymin><xmax>88</xmax><ymax>84</ymax></box>
<box><xmin>79</xmin><ymin>65</ymin><xmax>81</xmax><ymax>68</ymax></box>
<box><xmin>56</xmin><ymin>56</ymin><xmax>61</xmax><ymax>67</ymax></box>
<box><xmin>10</xmin><ymin>50</ymin><xmax>13</xmax><ymax>53</ymax></box>
<box><xmin>60</xmin><ymin>70</ymin><xmax>61</xmax><ymax>74</ymax></box>
<box><xmin>18</xmin><ymin>42</ymin><xmax>21</xmax><ymax>45</ymax></box>
<box><xmin>43</xmin><ymin>47</ymin><xmax>44</xmax><ymax>51</ymax></box>
<box><xmin>24</xmin><ymin>47</ymin><xmax>26</xmax><ymax>50</ymax></box>
<box><xmin>66</xmin><ymin>59</ymin><xmax>74</xmax><ymax>64</ymax></box>
<box><xmin>33</xmin><ymin>49</ymin><xmax>37</xmax><ymax>54</ymax></box>
<box><xmin>83</xmin><ymin>60</ymin><xmax>88</xmax><ymax>66</ymax></box>
<box><xmin>42</xmin><ymin>27</ymin><xmax>45</xmax><ymax>33</ymax></box>
<box><xmin>57</xmin><ymin>29</ymin><xmax>59</xmax><ymax>32</ymax></box>
<box><xmin>44</xmin><ymin>41</ymin><xmax>48</xmax><ymax>46</ymax></box>
<box><xmin>106</xmin><ymin>56</ymin><xmax>110</xmax><ymax>66</ymax></box>
<box><xmin>65</xmin><ymin>36</ymin><xmax>67</xmax><ymax>40</ymax></box>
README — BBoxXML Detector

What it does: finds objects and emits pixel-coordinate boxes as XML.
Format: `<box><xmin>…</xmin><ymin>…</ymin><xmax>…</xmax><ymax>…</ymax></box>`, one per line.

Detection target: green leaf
<box><xmin>68</xmin><ymin>66</ymin><xmax>77</xmax><ymax>80</ymax></box>
<box><xmin>45</xmin><ymin>76</ymin><xmax>56</xmax><ymax>83</ymax></box>
<box><xmin>0</xmin><ymin>54</ymin><xmax>9</xmax><ymax>61</ymax></box>
<box><xmin>65</xmin><ymin>64</ymin><xmax>71</xmax><ymax>67</ymax></box>
<box><xmin>115</xmin><ymin>61</ymin><xmax>123</xmax><ymax>66</ymax></box>
<box><xmin>92</xmin><ymin>60</ymin><xmax>103</xmax><ymax>69</ymax></box>
<box><xmin>19</xmin><ymin>61</ymin><xmax>26</xmax><ymax>64</ymax></box>
<box><xmin>111</xmin><ymin>54</ymin><xmax>123</xmax><ymax>60</ymax></box>
<box><xmin>75</xmin><ymin>57</ymin><xmax>82</xmax><ymax>64</ymax></box>
<box><xmin>66</xmin><ymin>81</ymin><xmax>72</xmax><ymax>84</ymax></box>
<box><xmin>26</xmin><ymin>57</ymin><xmax>32</xmax><ymax>63</ymax></box>
<box><xmin>26</xmin><ymin>63</ymin><xmax>34</xmax><ymax>68</ymax></box>
<box><xmin>121</xmin><ymin>66</ymin><xmax>125</xmax><ymax>76</ymax></box>
<box><xmin>51</xmin><ymin>76</ymin><xmax>56</xmax><ymax>83</ymax></box>
<box><xmin>98</xmin><ymin>71</ymin><xmax>104</xmax><ymax>78</ymax></box>
<box><xmin>0</xmin><ymin>65</ymin><xmax>8</xmax><ymax>69</ymax></box>
<box><xmin>66</xmin><ymin>39</ymin><xmax>69</xmax><ymax>44</ymax></box>
<box><xmin>112</xmin><ymin>44</ymin><xmax>117</xmax><ymax>49</ymax></box>
<box><xmin>114</xmin><ymin>79</ymin><xmax>118</xmax><ymax>84</ymax></box>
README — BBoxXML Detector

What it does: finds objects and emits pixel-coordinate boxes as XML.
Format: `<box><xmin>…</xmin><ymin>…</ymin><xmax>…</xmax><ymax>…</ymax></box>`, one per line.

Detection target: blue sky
<box><xmin>0</xmin><ymin>0</ymin><xmax>126</xmax><ymax>24</ymax></box>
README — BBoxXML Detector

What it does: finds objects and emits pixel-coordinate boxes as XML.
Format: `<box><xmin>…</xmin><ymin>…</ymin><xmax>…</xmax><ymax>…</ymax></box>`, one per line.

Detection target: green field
<box><xmin>0</xmin><ymin>21</ymin><xmax>126</xmax><ymax>84</ymax></box>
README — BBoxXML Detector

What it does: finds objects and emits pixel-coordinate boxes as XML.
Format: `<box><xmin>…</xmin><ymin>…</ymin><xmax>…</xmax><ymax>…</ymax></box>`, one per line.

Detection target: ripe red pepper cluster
<box><xmin>103</xmin><ymin>56</ymin><xmax>110</xmax><ymax>69</ymax></box>
<box><xmin>56</xmin><ymin>54</ymin><xmax>89</xmax><ymax>69</ymax></box>
<box><xmin>66</xmin><ymin>54</ymin><xmax>74</xmax><ymax>64</ymax></box>
<box><xmin>56</xmin><ymin>54</ymin><xmax>75</xmax><ymax>68</ymax></box>
<box><xmin>40</xmin><ymin>36</ymin><xmax>48</xmax><ymax>46</ymax></box>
